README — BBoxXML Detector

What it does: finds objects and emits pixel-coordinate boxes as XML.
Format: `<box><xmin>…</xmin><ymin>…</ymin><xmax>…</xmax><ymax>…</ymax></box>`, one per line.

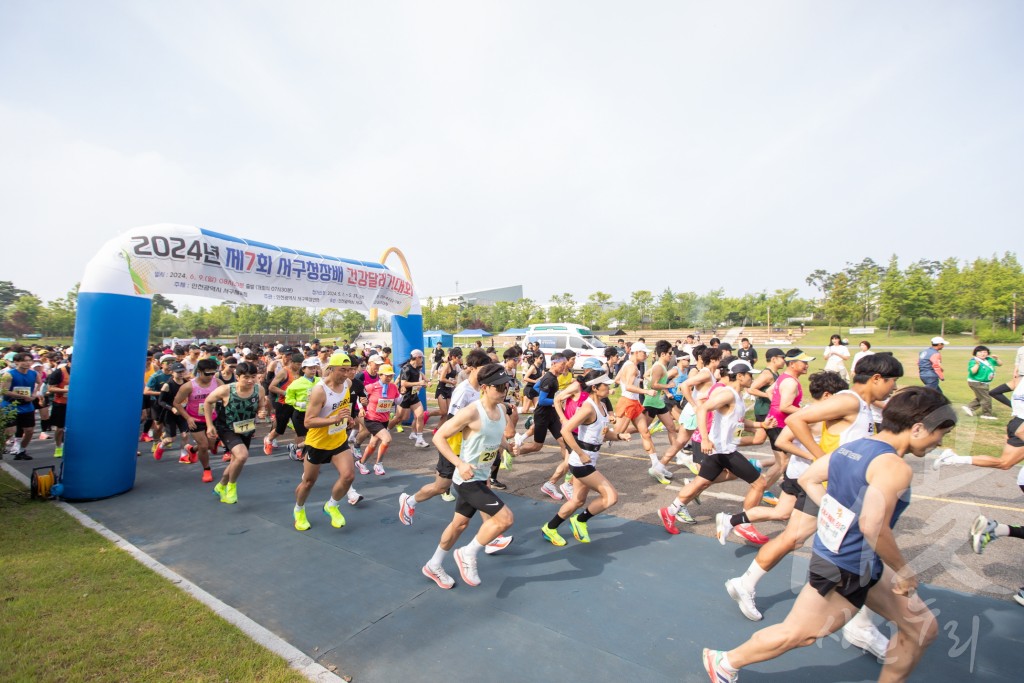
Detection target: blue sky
<box><xmin>2</xmin><ymin>1</ymin><xmax>1022</xmax><ymax>308</ymax></box>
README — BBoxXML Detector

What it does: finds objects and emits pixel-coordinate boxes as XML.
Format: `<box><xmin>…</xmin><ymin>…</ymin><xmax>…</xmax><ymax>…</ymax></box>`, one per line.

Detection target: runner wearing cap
<box><xmin>541</xmin><ymin>370</ymin><xmax>628</xmax><ymax>546</ymax></box>
<box><xmin>610</xmin><ymin>342</ymin><xmax>662</xmax><ymax>482</ymax></box>
<box><xmin>357</xmin><ymin>363</ymin><xmax>400</xmax><ymax>476</ymax></box>
<box><xmin>658</xmin><ymin>360</ymin><xmax>777</xmax><ymax>535</ymax></box>
<box><xmin>292</xmin><ymin>353</ymin><xmax>358</xmax><ymax>531</ymax></box>
<box><xmin>703</xmin><ymin>387</ymin><xmax>956</xmax><ymax>683</ymax></box>
<box><xmin>172</xmin><ymin>358</ymin><xmax>221</xmax><ymax>482</ymax></box>
<box><xmin>657</xmin><ymin>346</ymin><xmax>722</xmax><ymax>477</ymax></box>
<box><xmin>203</xmin><ymin>362</ymin><xmax>265</xmax><ymax>505</ymax></box>
<box><xmin>421</xmin><ymin>363</ymin><xmax>516</xmax><ymax>589</ymax></box>
<box><xmin>762</xmin><ymin>348</ymin><xmax>815</xmax><ymax>490</ymax></box>
<box><xmin>918</xmin><ymin>337</ymin><xmax>948</xmax><ymax>395</ymax></box>
<box><xmin>264</xmin><ymin>352</ymin><xmax>302</xmax><ymax>455</ymax></box>
<box><xmin>284</xmin><ymin>357</ymin><xmax>322</xmax><ymax>460</ymax></box>
<box><xmin>390</xmin><ymin>350</ymin><xmax>430</xmax><ymax>448</ymax></box>
<box><xmin>517</xmin><ymin>353</ymin><xmax>574</xmax><ymax>500</ymax></box>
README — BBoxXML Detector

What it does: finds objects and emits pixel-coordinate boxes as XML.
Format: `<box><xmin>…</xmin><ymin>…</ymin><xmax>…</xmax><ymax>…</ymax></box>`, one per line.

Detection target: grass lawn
<box><xmin>0</xmin><ymin>471</ymin><xmax>309</xmax><ymax>683</ymax></box>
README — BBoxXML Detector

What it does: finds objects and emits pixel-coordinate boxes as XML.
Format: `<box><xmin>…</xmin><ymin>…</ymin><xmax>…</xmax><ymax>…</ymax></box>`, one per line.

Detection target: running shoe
<box><xmin>1014</xmin><ymin>587</ymin><xmax>1024</xmax><ymax>607</ymax></box>
<box><xmin>422</xmin><ymin>563</ymin><xmax>454</xmax><ymax>589</ymax></box>
<box><xmin>484</xmin><ymin>535</ymin><xmax>513</xmax><ymax>554</ymax></box>
<box><xmin>272</xmin><ymin>439</ymin><xmax>279</xmax><ymax>448</ymax></box>
<box><xmin>501</xmin><ymin>449</ymin><xmax>513</xmax><ymax>471</ymax></box>
<box><xmin>201</xmin><ymin>469</ymin><xmax>213</xmax><ymax>483</ymax></box>
<box><xmin>540</xmin><ymin>481</ymin><xmax>563</xmax><ymax>500</ymax></box>
<box><xmin>559</xmin><ymin>481</ymin><xmax>574</xmax><ymax>500</ymax></box>
<box><xmin>414</xmin><ymin>437</ymin><xmax>429</xmax><ymax>448</ymax></box>
<box><xmin>287</xmin><ymin>443</ymin><xmax>298</xmax><ymax>460</ymax></box>
<box><xmin>54</xmin><ymin>447</ymin><xmax>63</xmax><ymax>458</ymax></box>
<box><xmin>541</xmin><ymin>524</ymin><xmax>567</xmax><ymax>546</ymax></box>
<box><xmin>213</xmin><ymin>482</ymin><xmax>225</xmax><ymax>499</ymax></box>
<box><xmin>356</xmin><ymin>461</ymin><xmax>370</xmax><ymax>475</ymax></box>
<box><xmin>221</xmin><ymin>482</ymin><xmax>238</xmax><ymax>504</ymax></box>
<box><xmin>178</xmin><ymin>451</ymin><xmax>191</xmax><ymax>464</ymax></box>
<box><xmin>323</xmin><ymin>502</ymin><xmax>346</xmax><ymax>528</ymax></box>
<box><xmin>524</xmin><ymin>415</ymin><xmax>534</xmax><ymax>430</ymax></box>
<box><xmin>761</xmin><ymin>491</ymin><xmax>778</xmax><ymax>507</ymax></box>
<box><xmin>649</xmin><ymin>421</ymin><xmax>665</xmax><ymax>434</ymax></box>
<box><xmin>734</xmin><ymin>524</ymin><xmax>769</xmax><ymax>545</ymax></box>
<box><xmin>565</xmin><ymin>472</ymin><xmax>573</xmax><ymax>483</ymax></box>
<box><xmin>263</xmin><ymin>436</ymin><xmax>273</xmax><ymax>455</ymax></box>
<box><xmin>13</xmin><ymin>451</ymin><xmax>32</xmax><ymax>460</ymax></box>
<box><xmin>374</xmin><ymin>462</ymin><xmax>386</xmax><ymax>476</ymax></box>
<box><xmin>702</xmin><ymin>648</ymin><xmax>738</xmax><ymax>683</ymax></box>
<box><xmin>488</xmin><ymin>478</ymin><xmax>507</xmax><ymax>490</ymax></box>
<box><xmin>140</xmin><ymin>433</ymin><xmax>153</xmax><ymax>443</ymax></box>
<box><xmin>980</xmin><ymin>415</ymin><xmax>999</xmax><ymax>420</ymax></box>
<box><xmin>842</xmin><ymin>621</ymin><xmax>890</xmax><ymax>661</ymax></box>
<box><xmin>441</xmin><ymin>490</ymin><xmax>456</xmax><ymax>502</ymax></box>
<box><xmin>569</xmin><ymin>514</ymin><xmax>590</xmax><ymax>543</ymax></box>
<box><xmin>151</xmin><ymin>443</ymin><xmax>159</xmax><ymax>453</ymax></box>
<box><xmin>648</xmin><ymin>467</ymin><xmax>671</xmax><ymax>485</ymax></box>
<box><xmin>674</xmin><ymin>453</ymin><xmax>692</xmax><ymax>466</ymax></box>
<box><xmin>408</xmin><ymin>430</ymin><xmax>417</xmax><ymax>440</ymax></box>
<box><xmin>453</xmin><ymin>547</ymin><xmax>480</xmax><ymax>586</ymax></box>
<box><xmin>294</xmin><ymin>508</ymin><xmax>310</xmax><ymax>531</ymax></box>
<box><xmin>222</xmin><ymin>453</ymin><xmax>231</xmax><ymax>462</ymax></box>
<box><xmin>399</xmin><ymin>492</ymin><xmax>415</xmax><ymax>525</ymax></box>
<box><xmin>513</xmin><ymin>432</ymin><xmax>527</xmax><ymax>450</ymax></box>
<box><xmin>675</xmin><ymin>504</ymin><xmax>697</xmax><ymax>525</ymax></box>
<box><xmin>716</xmin><ymin>512</ymin><xmax>735</xmax><ymax>545</ymax></box>
<box><xmin>351</xmin><ymin>445</ymin><xmax>362</xmax><ymax>460</ymax></box>
<box><xmin>395</xmin><ymin>425</ymin><xmax>404</xmax><ymax>433</ymax></box>
<box><xmin>970</xmin><ymin>515</ymin><xmax>997</xmax><ymax>554</ymax></box>
<box><xmin>187</xmin><ymin>444</ymin><xmax>198</xmax><ymax>463</ymax></box>
<box><xmin>725</xmin><ymin>577</ymin><xmax>763</xmax><ymax>621</ymax></box>
<box><xmin>347</xmin><ymin>493</ymin><xmax>364</xmax><ymax>506</ymax></box>
<box><xmin>961</xmin><ymin>405</ymin><xmax>974</xmax><ymax>416</ymax></box>
<box><xmin>659</xmin><ymin>507</ymin><xmax>681</xmax><ymax>535</ymax></box>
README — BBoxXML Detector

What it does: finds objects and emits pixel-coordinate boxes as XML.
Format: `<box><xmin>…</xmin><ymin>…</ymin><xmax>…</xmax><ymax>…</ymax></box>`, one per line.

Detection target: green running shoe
<box><xmin>569</xmin><ymin>515</ymin><xmax>590</xmax><ymax>543</ymax></box>
<box><xmin>500</xmin><ymin>450</ymin><xmax>513</xmax><ymax>471</ymax></box>
<box><xmin>541</xmin><ymin>524</ymin><xmax>566</xmax><ymax>547</ymax></box>
<box><xmin>221</xmin><ymin>482</ymin><xmax>238</xmax><ymax>504</ymax></box>
<box><xmin>323</xmin><ymin>502</ymin><xmax>346</xmax><ymax>528</ymax></box>
<box><xmin>54</xmin><ymin>447</ymin><xmax>63</xmax><ymax>458</ymax></box>
<box><xmin>213</xmin><ymin>482</ymin><xmax>226</xmax><ymax>499</ymax></box>
<box><xmin>441</xmin><ymin>490</ymin><xmax>456</xmax><ymax>502</ymax></box>
<box><xmin>294</xmin><ymin>508</ymin><xmax>310</xmax><ymax>531</ymax></box>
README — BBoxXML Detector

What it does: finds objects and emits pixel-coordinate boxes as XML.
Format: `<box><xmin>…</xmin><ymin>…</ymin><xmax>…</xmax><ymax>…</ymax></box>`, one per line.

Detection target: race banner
<box><xmin>79</xmin><ymin>224</ymin><xmax>415</xmax><ymax>315</ymax></box>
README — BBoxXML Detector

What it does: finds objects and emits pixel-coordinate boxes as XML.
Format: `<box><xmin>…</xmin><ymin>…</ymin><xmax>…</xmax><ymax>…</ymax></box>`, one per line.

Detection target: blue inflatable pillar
<box><xmin>391</xmin><ymin>308</ymin><xmax>425</xmax><ymax>409</ymax></box>
<box><xmin>61</xmin><ymin>292</ymin><xmax>152</xmax><ymax>500</ymax></box>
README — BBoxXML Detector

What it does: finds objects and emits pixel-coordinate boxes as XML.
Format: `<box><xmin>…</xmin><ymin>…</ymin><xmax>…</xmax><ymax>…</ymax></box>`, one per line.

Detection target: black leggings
<box><xmin>989</xmin><ymin>383</ymin><xmax>1014</xmax><ymax>409</ymax></box>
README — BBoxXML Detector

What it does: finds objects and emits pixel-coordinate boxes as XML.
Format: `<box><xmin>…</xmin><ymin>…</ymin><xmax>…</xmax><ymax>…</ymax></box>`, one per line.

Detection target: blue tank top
<box><xmin>918</xmin><ymin>347</ymin><xmax>938</xmax><ymax>378</ymax></box>
<box><xmin>3</xmin><ymin>369</ymin><xmax>38</xmax><ymax>414</ymax></box>
<box><xmin>812</xmin><ymin>438</ymin><xmax>911</xmax><ymax>579</ymax></box>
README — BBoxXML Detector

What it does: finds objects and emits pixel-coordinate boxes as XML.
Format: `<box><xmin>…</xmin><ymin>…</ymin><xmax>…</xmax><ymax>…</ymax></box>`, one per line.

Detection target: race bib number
<box><xmin>328</xmin><ymin>422</ymin><xmax>346</xmax><ymax>435</ymax></box>
<box><xmin>817</xmin><ymin>493</ymin><xmax>855</xmax><ymax>554</ymax></box>
<box><xmin>13</xmin><ymin>387</ymin><xmax>31</xmax><ymax>397</ymax></box>
<box><xmin>198</xmin><ymin>403</ymin><xmax>206</xmax><ymax>416</ymax></box>
<box><xmin>480</xmin><ymin>447</ymin><xmax>499</xmax><ymax>463</ymax></box>
<box><xmin>232</xmin><ymin>418</ymin><xmax>255</xmax><ymax>434</ymax></box>
<box><xmin>376</xmin><ymin>398</ymin><xmax>394</xmax><ymax>412</ymax></box>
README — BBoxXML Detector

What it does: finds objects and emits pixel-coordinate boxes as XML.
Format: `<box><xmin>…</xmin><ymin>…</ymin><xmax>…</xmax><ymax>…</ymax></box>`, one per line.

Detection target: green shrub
<box><xmin>978</xmin><ymin>330</ymin><xmax>1024</xmax><ymax>344</ymax></box>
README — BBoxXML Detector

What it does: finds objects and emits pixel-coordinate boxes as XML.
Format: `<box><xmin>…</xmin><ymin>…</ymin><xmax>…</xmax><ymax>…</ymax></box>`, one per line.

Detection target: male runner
<box><xmin>204</xmin><ymin>362</ymin><xmax>266</xmax><ymax>505</ymax></box>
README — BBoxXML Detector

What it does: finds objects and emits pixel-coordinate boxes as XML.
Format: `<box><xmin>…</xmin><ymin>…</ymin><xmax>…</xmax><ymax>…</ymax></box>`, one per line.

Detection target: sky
<box><xmin>1</xmin><ymin>1</ymin><xmax>1022</xmax><ymax>310</ymax></box>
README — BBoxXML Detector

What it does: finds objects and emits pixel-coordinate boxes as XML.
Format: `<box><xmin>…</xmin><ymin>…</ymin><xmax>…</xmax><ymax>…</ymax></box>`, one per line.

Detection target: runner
<box><xmin>657</xmin><ymin>360</ymin><xmax>776</xmax><ymax>535</ymax></box>
<box><xmin>153</xmin><ymin>362</ymin><xmax>189</xmax><ymax>461</ymax></box>
<box><xmin>521</xmin><ymin>350</ymin><xmax>543</xmax><ymax>414</ymax></box>
<box><xmin>517</xmin><ymin>352</ymin><xmax>574</xmax><ymax>500</ymax></box>
<box><xmin>762</xmin><ymin>348</ymin><xmax>814</xmax><ymax>490</ymax></box>
<box><xmin>203</xmin><ymin>362</ymin><xmax>265</xmax><ymax>504</ymax></box>
<box><xmin>659</xmin><ymin>346</ymin><xmax>722</xmax><ymax>473</ymax></box>
<box><xmin>172</xmin><ymin>358</ymin><xmax>221</xmax><ymax>482</ymax></box>
<box><xmin>263</xmin><ymin>352</ymin><xmax>302</xmax><ymax>455</ymax></box>
<box><xmin>357</xmin><ymin>364</ymin><xmax>400</xmax><ymax>475</ymax></box>
<box><xmin>390</xmin><ymin>349</ymin><xmax>430</xmax><ymax>448</ymax></box>
<box><xmin>642</xmin><ymin>340</ymin><xmax>680</xmax><ymax>443</ymax></box>
<box><xmin>609</xmin><ymin>343</ymin><xmax>662</xmax><ymax>481</ymax></box>
<box><xmin>1</xmin><ymin>353</ymin><xmax>38</xmax><ymax>460</ymax></box>
<box><xmin>46</xmin><ymin>354</ymin><xmax>71</xmax><ymax>458</ymax></box>
<box><xmin>702</xmin><ymin>386</ymin><xmax>956</xmax><ymax>683</ymax></box>
<box><xmin>540</xmin><ymin>370</ymin><xmax>627</xmax><ymax>546</ymax></box>
<box><xmin>434</xmin><ymin>348</ymin><xmax>462</xmax><ymax>427</ymax></box>
<box><xmin>292</xmin><ymin>353</ymin><xmax>358</xmax><ymax>531</ymax></box>
<box><xmin>284</xmin><ymin>357</ymin><xmax>321</xmax><ymax>460</ymax></box>
<box><xmin>421</xmin><ymin>363</ymin><xmax>515</xmax><ymax>589</ymax></box>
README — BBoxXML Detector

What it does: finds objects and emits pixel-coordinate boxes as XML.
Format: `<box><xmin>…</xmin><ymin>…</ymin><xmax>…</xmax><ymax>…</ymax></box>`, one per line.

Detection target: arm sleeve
<box><xmin>537</xmin><ymin>388</ymin><xmax>554</xmax><ymax>407</ymax></box>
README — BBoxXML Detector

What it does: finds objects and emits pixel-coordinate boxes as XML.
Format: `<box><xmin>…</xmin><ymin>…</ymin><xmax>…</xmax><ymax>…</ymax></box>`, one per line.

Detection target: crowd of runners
<box><xmin>3</xmin><ymin>333</ymin><xmax>1024</xmax><ymax>682</ymax></box>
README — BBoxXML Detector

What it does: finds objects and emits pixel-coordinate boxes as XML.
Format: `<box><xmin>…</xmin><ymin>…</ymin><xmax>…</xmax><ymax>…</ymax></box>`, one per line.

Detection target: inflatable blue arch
<box><xmin>58</xmin><ymin>224</ymin><xmax>420</xmax><ymax>501</ymax></box>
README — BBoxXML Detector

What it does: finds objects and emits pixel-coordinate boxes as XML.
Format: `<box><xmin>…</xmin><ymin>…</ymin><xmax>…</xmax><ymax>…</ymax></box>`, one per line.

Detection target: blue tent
<box><xmin>423</xmin><ymin>329</ymin><xmax>453</xmax><ymax>348</ymax></box>
<box><xmin>497</xmin><ymin>328</ymin><xmax>529</xmax><ymax>337</ymax></box>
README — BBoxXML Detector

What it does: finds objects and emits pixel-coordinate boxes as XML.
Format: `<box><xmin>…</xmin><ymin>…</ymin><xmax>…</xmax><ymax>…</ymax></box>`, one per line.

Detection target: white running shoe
<box><xmin>399</xmin><ymin>492</ymin><xmax>415</xmax><ymax>525</ymax></box>
<box><xmin>725</xmin><ymin>577</ymin><xmax>763</xmax><ymax>621</ymax></box>
<box><xmin>453</xmin><ymin>547</ymin><xmax>480</xmax><ymax>587</ymax></box>
<box><xmin>715</xmin><ymin>512</ymin><xmax>735</xmax><ymax>545</ymax></box>
<box><xmin>484</xmin><ymin>535</ymin><xmax>513</xmax><ymax>555</ymax></box>
<box><xmin>414</xmin><ymin>437</ymin><xmax>430</xmax><ymax>448</ymax></box>
<box><xmin>422</xmin><ymin>563</ymin><xmax>454</xmax><ymax>589</ymax></box>
<box><xmin>648</xmin><ymin>467</ymin><xmax>671</xmax><ymax>485</ymax></box>
<box><xmin>373</xmin><ymin>462</ymin><xmax>386</xmax><ymax>476</ymax></box>
<box><xmin>540</xmin><ymin>481</ymin><xmax>563</xmax><ymax>500</ymax></box>
<box><xmin>842</xmin><ymin>621</ymin><xmax>890</xmax><ymax>661</ymax></box>
<box><xmin>558</xmin><ymin>481</ymin><xmax>574</xmax><ymax>501</ymax></box>
<box><xmin>356</xmin><ymin>461</ymin><xmax>370</xmax><ymax>475</ymax></box>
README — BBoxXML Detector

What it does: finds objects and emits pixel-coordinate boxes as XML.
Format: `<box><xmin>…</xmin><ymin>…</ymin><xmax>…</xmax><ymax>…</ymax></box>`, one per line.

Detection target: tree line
<box><xmin>2</xmin><ymin>253</ymin><xmax>1020</xmax><ymax>341</ymax></box>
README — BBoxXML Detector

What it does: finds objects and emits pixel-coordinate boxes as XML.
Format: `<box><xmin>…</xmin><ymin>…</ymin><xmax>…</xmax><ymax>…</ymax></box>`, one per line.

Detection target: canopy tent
<box><xmin>496</xmin><ymin>327</ymin><xmax>529</xmax><ymax>336</ymax></box>
<box><xmin>594</xmin><ymin>328</ymin><xmax>627</xmax><ymax>337</ymax></box>
<box><xmin>423</xmin><ymin>329</ymin><xmax>453</xmax><ymax>348</ymax></box>
<box><xmin>454</xmin><ymin>328</ymin><xmax>492</xmax><ymax>337</ymax></box>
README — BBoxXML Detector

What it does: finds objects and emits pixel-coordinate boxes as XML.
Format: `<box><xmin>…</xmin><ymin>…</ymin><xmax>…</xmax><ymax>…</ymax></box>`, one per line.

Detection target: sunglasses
<box><xmin>202</xmin><ymin>371</ymin><xmax>217</xmax><ymax>376</ymax></box>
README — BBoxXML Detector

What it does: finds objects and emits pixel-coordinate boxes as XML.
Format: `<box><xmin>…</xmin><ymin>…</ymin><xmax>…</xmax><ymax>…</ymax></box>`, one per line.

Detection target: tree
<box><xmin>628</xmin><ymin>290</ymin><xmax>654</xmax><ymax>328</ymax></box>
<box><xmin>900</xmin><ymin>262</ymin><xmax>935</xmax><ymax>330</ymax></box>
<box><xmin>877</xmin><ymin>255</ymin><xmax>904</xmax><ymax>334</ymax></box>
<box><xmin>547</xmin><ymin>293</ymin><xmax>577</xmax><ymax>322</ymax></box>
<box><xmin>235</xmin><ymin>304</ymin><xmax>269</xmax><ymax>334</ymax></box>
<box><xmin>509</xmin><ymin>298</ymin><xmax>542</xmax><ymax>328</ymax></box>
<box><xmin>844</xmin><ymin>258</ymin><xmax>884</xmax><ymax>324</ymax></box>
<box><xmin>652</xmin><ymin>288</ymin><xmax>679</xmax><ymax>329</ymax></box>
<box><xmin>337</xmin><ymin>310</ymin><xmax>367</xmax><ymax>340</ymax></box>
<box><xmin>932</xmin><ymin>258</ymin><xmax>961</xmax><ymax>335</ymax></box>
<box><xmin>824</xmin><ymin>272</ymin><xmax>858</xmax><ymax>326</ymax></box>
<box><xmin>2</xmin><ymin>294</ymin><xmax>43</xmax><ymax>336</ymax></box>
<box><xmin>0</xmin><ymin>281</ymin><xmax>31</xmax><ymax>311</ymax></box>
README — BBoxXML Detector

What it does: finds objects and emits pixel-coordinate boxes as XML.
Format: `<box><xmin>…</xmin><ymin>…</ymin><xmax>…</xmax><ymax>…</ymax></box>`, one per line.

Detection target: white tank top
<box><xmin>708</xmin><ymin>387</ymin><xmax>744</xmax><ymax>454</ymax></box>
<box><xmin>453</xmin><ymin>401</ymin><xmax>506</xmax><ymax>485</ymax></box>
<box><xmin>571</xmin><ymin>397</ymin><xmax>608</xmax><ymax>468</ymax></box>
<box><xmin>787</xmin><ymin>389</ymin><xmax>874</xmax><ymax>479</ymax></box>
<box><xmin>620</xmin><ymin>360</ymin><xmax>640</xmax><ymax>401</ymax></box>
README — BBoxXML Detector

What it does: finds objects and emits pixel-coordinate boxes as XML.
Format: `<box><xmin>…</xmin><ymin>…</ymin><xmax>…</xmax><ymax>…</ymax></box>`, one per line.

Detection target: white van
<box><xmin>524</xmin><ymin>323</ymin><xmax>608</xmax><ymax>371</ymax></box>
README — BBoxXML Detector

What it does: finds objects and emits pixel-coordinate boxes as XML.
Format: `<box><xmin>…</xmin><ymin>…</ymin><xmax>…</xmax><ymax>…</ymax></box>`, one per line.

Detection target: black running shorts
<box><xmin>698</xmin><ymin>451</ymin><xmax>761</xmax><ymax>484</ymax></box>
<box><xmin>808</xmin><ymin>553</ymin><xmax>880</xmax><ymax>610</ymax></box>
<box><xmin>453</xmin><ymin>479</ymin><xmax>505</xmax><ymax>518</ymax></box>
<box><xmin>216</xmin><ymin>427</ymin><xmax>254</xmax><ymax>452</ymax></box>
<box><xmin>532</xmin><ymin>407</ymin><xmax>562</xmax><ymax>444</ymax></box>
<box><xmin>303</xmin><ymin>442</ymin><xmax>349</xmax><ymax>465</ymax></box>
<box><xmin>273</xmin><ymin>401</ymin><xmax>294</xmax><ymax>434</ymax></box>
<box><xmin>436</xmin><ymin>452</ymin><xmax>455</xmax><ymax>480</ymax></box>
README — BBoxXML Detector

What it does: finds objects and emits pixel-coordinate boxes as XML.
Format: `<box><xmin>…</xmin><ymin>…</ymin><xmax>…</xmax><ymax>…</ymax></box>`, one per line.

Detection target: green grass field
<box><xmin>0</xmin><ymin>471</ymin><xmax>308</xmax><ymax>683</ymax></box>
